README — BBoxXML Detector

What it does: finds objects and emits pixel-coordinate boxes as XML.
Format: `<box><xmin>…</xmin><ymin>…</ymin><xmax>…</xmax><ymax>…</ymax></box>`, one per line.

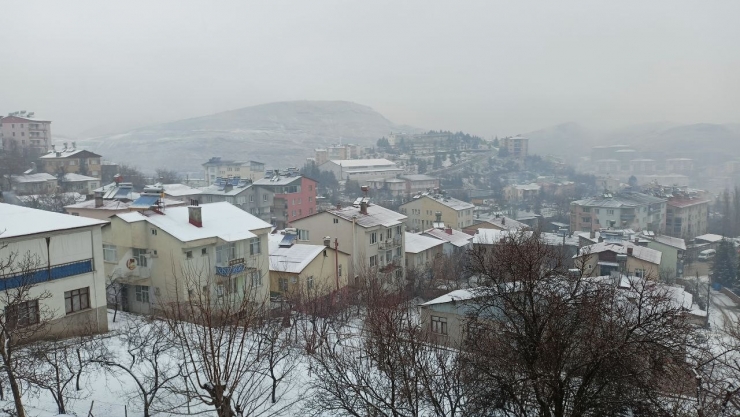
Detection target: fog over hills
<box><xmin>76</xmin><ymin>101</ymin><xmax>419</xmax><ymax>174</ymax></box>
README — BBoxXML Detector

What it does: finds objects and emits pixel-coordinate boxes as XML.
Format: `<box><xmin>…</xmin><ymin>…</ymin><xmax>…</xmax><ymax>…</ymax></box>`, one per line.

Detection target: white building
<box><xmin>0</xmin><ymin>203</ymin><xmax>109</xmax><ymax>336</ymax></box>
<box><xmin>319</xmin><ymin>159</ymin><xmax>404</xmax><ymax>183</ymax></box>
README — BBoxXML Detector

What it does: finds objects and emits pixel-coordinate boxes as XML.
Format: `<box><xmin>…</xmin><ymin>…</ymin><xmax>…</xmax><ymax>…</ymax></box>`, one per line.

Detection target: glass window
<box><xmin>135</xmin><ymin>285</ymin><xmax>150</xmax><ymax>303</ymax></box>
<box><xmin>5</xmin><ymin>300</ymin><xmax>39</xmax><ymax>328</ymax></box>
<box><xmin>103</xmin><ymin>244</ymin><xmax>117</xmax><ymax>262</ymax></box>
<box><xmin>249</xmin><ymin>238</ymin><xmax>261</xmax><ymax>255</ymax></box>
<box><xmin>370</xmin><ymin>232</ymin><xmax>377</xmax><ymax>244</ymax></box>
<box><xmin>65</xmin><ymin>287</ymin><xmax>90</xmax><ymax>314</ymax></box>
<box><xmin>132</xmin><ymin>248</ymin><xmax>148</xmax><ymax>267</ymax></box>
<box><xmin>431</xmin><ymin>316</ymin><xmax>448</xmax><ymax>335</ymax></box>
<box><xmin>250</xmin><ymin>270</ymin><xmax>262</xmax><ymax>287</ymax></box>
<box><xmin>307</xmin><ymin>276</ymin><xmax>314</xmax><ymax>290</ymax></box>
<box><xmin>216</xmin><ymin>243</ymin><xmax>236</xmax><ymax>264</ymax></box>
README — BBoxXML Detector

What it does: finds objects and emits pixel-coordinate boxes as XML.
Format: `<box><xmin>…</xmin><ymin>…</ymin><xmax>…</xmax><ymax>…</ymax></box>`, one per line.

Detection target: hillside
<box><xmin>76</xmin><ymin>101</ymin><xmax>418</xmax><ymax>174</ymax></box>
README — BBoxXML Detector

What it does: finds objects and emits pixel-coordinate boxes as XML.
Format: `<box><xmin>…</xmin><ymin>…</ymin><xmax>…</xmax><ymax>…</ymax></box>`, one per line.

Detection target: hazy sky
<box><xmin>1</xmin><ymin>1</ymin><xmax>739</xmax><ymax>137</ymax></box>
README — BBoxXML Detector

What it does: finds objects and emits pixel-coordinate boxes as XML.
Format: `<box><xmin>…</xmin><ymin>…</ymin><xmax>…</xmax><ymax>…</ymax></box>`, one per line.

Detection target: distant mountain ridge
<box><xmin>76</xmin><ymin>101</ymin><xmax>419</xmax><ymax>174</ymax></box>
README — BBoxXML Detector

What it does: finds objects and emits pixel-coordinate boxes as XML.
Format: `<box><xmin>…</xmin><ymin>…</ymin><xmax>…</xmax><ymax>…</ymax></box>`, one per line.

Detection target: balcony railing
<box><xmin>0</xmin><ymin>259</ymin><xmax>94</xmax><ymax>290</ymax></box>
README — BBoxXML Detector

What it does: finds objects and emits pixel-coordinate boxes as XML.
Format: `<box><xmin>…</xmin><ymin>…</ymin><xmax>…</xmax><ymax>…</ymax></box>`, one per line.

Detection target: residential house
<box><xmin>38</xmin><ymin>145</ymin><xmax>102</xmax><ymax>179</ymax></box>
<box><xmin>102</xmin><ymin>202</ymin><xmax>272</xmax><ymax>314</ymax></box>
<box><xmin>576</xmin><ymin>241</ymin><xmax>662</xmax><ymax>278</ymax></box>
<box><xmin>0</xmin><ymin>203</ymin><xmax>109</xmax><ymax>336</ymax></box>
<box><xmin>640</xmin><ymin>232</ymin><xmax>686</xmax><ymax>279</ymax></box>
<box><xmin>252</xmin><ymin>173</ymin><xmax>318</xmax><ymax>228</ymax></box>
<box><xmin>157</xmin><ymin>183</ymin><xmax>203</xmax><ymax>203</ymax></box>
<box><xmin>9</xmin><ymin>173</ymin><xmax>58</xmax><ymax>195</ymax></box>
<box><xmin>463</xmin><ymin>215</ymin><xmax>529</xmax><ymax>235</ymax></box>
<box><xmin>400</xmin><ymin>194</ymin><xmax>474</xmax><ymax>232</ymax></box>
<box><xmin>267</xmin><ymin>232</ymin><xmax>351</xmax><ymax>299</ymax></box>
<box><xmin>404</xmin><ymin>232</ymin><xmax>444</xmax><ymax>271</ymax></box>
<box><xmin>290</xmin><ymin>198</ymin><xmax>408</xmax><ymax>285</ymax></box>
<box><xmin>202</xmin><ymin>157</ymin><xmax>265</xmax><ymax>184</ymax></box>
<box><xmin>421</xmin><ymin>226</ymin><xmax>473</xmax><ymax>256</ymax></box>
<box><xmin>319</xmin><ymin>159</ymin><xmax>404</xmax><ymax>183</ymax></box>
<box><xmin>419</xmin><ymin>289</ymin><xmax>480</xmax><ymax>346</ymax></box>
<box><xmin>504</xmin><ymin>183</ymin><xmax>541</xmax><ymax>202</ymax></box>
<box><xmin>1</xmin><ymin>112</ymin><xmax>51</xmax><ymax>156</ymax></box>
<box><xmin>570</xmin><ymin>192</ymin><xmax>667</xmax><ymax>233</ymax></box>
<box><xmin>65</xmin><ymin>187</ymin><xmax>186</xmax><ymax>221</ymax></box>
<box><xmin>60</xmin><ymin>173</ymin><xmax>100</xmax><ymax>195</ymax></box>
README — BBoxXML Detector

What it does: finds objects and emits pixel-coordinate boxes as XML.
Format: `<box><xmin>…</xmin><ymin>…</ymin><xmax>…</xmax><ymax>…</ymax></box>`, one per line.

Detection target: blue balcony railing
<box><xmin>0</xmin><ymin>259</ymin><xmax>94</xmax><ymax>290</ymax></box>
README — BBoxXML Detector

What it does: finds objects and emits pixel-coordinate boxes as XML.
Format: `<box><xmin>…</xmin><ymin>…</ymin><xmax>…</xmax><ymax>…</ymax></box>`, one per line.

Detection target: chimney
<box><xmin>590</xmin><ymin>230</ymin><xmax>595</xmax><ymax>239</ymax></box>
<box><xmin>63</xmin><ymin>142</ymin><xmax>68</xmax><ymax>151</ymax></box>
<box><xmin>336</xmin><ymin>202</ymin><xmax>341</xmax><ymax>210</ymax></box>
<box><xmin>627</xmin><ymin>247</ymin><xmax>633</xmax><ymax>256</ymax></box>
<box><xmin>94</xmin><ymin>192</ymin><xmax>104</xmax><ymax>208</ymax></box>
<box><xmin>324</xmin><ymin>236</ymin><xmax>331</xmax><ymax>247</ymax></box>
<box><xmin>445</xmin><ymin>227</ymin><xmax>453</xmax><ymax>235</ymax></box>
<box><xmin>72</xmin><ymin>141</ymin><xmax>76</xmax><ymax>150</ymax></box>
<box><xmin>188</xmin><ymin>200</ymin><xmax>202</xmax><ymax>227</ymax></box>
<box><xmin>360</xmin><ymin>200</ymin><xmax>368</xmax><ymax>215</ymax></box>
<box><xmin>502</xmin><ymin>217</ymin><xmax>506</xmax><ymax>225</ymax></box>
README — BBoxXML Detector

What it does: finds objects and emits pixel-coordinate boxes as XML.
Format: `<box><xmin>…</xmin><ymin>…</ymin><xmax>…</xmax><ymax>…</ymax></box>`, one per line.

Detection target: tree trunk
<box><xmin>6</xmin><ymin>366</ymin><xmax>26</xmax><ymax>417</ymax></box>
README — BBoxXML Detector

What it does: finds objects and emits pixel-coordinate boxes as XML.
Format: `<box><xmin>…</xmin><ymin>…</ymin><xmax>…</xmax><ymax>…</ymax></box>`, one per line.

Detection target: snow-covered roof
<box><xmin>329</xmin><ymin>159</ymin><xmax>397</xmax><ymax>168</ymax></box>
<box><xmin>198</xmin><ymin>184</ymin><xmax>252</xmax><ymax>196</ymax></box>
<box><xmin>65</xmin><ymin>197</ymin><xmax>185</xmax><ymax>211</ymax></box>
<box><xmin>11</xmin><ymin>173</ymin><xmax>57</xmax><ymax>183</ymax></box>
<box><xmin>400</xmin><ymin>174</ymin><xmax>438</xmax><ymax>182</ymax></box>
<box><xmin>0</xmin><ymin>203</ymin><xmax>107</xmax><ymax>239</ymax></box>
<box><xmin>422</xmin><ymin>228</ymin><xmax>473</xmax><ymax>248</ymax></box>
<box><xmin>475</xmin><ymin>216</ymin><xmax>528</xmax><ymax>231</ymax></box>
<box><xmin>694</xmin><ymin>234</ymin><xmax>724</xmax><ymax>243</ymax></box>
<box><xmin>642</xmin><ymin>233</ymin><xmax>687</xmax><ymax>251</ymax></box>
<box><xmin>472</xmin><ymin>228</ymin><xmax>531</xmax><ymax>245</ymax></box>
<box><xmin>268</xmin><ymin>236</ymin><xmax>326</xmax><ymax>274</ymax></box>
<box><xmin>39</xmin><ymin>149</ymin><xmax>101</xmax><ymax>159</ymax></box>
<box><xmin>62</xmin><ymin>173</ymin><xmax>99</xmax><ymax>182</ymax></box>
<box><xmin>578</xmin><ymin>241</ymin><xmax>662</xmax><ymax>265</ymax></box>
<box><xmin>327</xmin><ymin>203</ymin><xmax>406</xmax><ymax>228</ymax></box>
<box><xmin>405</xmin><ymin>232</ymin><xmax>444</xmax><ymax>254</ymax></box>
<box><xmin>253</xmin><ymin>176</ymin><xmax>303</xmax><ymax>186</ymax></box>
<box><xmin>540</xmin><ymin>232</ymin><xmax>579</xmax><ymax>247</ymax></box>
<box><xmin>512</xmin><ymin>183</ymin><xmax>541</xmax><ymax>191</ymax></box>
<box><xmin>421</xmin><ymin>289</ymin><xmax>480</xmax><ymax>306</ymax></box>
<box><xmin>115</xmin><ymin>202</ymin><xmax>271</xmax><ymax>243</ymax></box>
<box><xmin>159</xmin><ymin>183</ymin><xmax>202</xmax><ymax>197</ymax></box>
<box><xmin>406</xmin><ymin>194</ymin><xmax>474</xmax><ymax>211</ymax></box>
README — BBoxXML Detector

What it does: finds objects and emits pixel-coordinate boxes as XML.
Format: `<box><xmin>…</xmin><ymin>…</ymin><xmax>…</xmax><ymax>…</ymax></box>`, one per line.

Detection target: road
<box><xmin>710</xmin><ymin>289</ymin><xmax>739</xmax><ymax>329</ymax></box>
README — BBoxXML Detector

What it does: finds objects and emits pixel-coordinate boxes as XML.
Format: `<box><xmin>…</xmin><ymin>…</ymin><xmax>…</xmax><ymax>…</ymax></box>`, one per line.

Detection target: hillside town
<box><xmin>2</xmin><ymin>109</ymin><xmax>740</xmax><ymax>416</ymax></box>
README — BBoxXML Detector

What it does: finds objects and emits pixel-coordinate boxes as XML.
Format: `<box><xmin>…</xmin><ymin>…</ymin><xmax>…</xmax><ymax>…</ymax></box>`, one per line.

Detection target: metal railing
<box><xmin>0</xmin><ymin>259</ymin><xmax>94</xmax><ymax>290</ymax></box>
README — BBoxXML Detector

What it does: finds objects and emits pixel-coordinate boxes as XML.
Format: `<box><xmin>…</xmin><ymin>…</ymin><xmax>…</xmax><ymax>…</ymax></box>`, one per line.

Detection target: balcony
<box><xmin>379</xmin><ymin>236</ymin><xmax>402</xmax><ymax>250</ymax></box>
<box><xmin>216</xmin><ymin>258</ymin><xmax>246</xmax><ymax>277</ymax></box>
<box><xmin>0</xmin><ymin>259</ymin><xmax>94</xmax><ymax>290</ymax></box>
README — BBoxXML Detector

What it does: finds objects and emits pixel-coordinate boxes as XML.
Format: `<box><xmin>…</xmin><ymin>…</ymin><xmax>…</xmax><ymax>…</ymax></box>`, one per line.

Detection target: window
<box><xmin>370</xmin><ymin>232</ymin><xmax>377</xmax><ymax>244</ymax></box>
<box><xmin>635</xmin><ymin>269</ymin><xmax>646</xmax><ymax>278</ymax></box>
<box><xmin>396</xmin><ymin>225</ymin><xmax>402</xmax><ymax>235</ymax></box>
<box><xmin>308</xmin><ymin>196</ymin><xmax>312</xmax><ymax>202</ymax></box>
<box><xmin>216</xmin><ymin>243</ymin><xmax>236</xmax><ymax>264</ymax></box>
<box><xmin>333</xmin><ymin>218</ymin><xmax>339</xmax><ymax>224</ymax></box>
<box><xmin>582</xmin><ymin>207</ymin><xmax>590</xmax><ymax>213</ymax></box>
<box><xmin>263</xmin><ymin>194</ymin><xmax>268</xmax><ymax>202</ymax></box>
<box><xmin>279</xmin><ymin>278</ymin><xmax>289</xmax><ymax>292</ymax></box>
<box><xmin>431</xmin><ymin>316</ymin><xmax>447</xmax><ymax>335</ymax></box>
<box><xmin>292</xmin><ymin>210</ymin><xmax>296</xmax><ymax>217</ymax></box>
<box><xmin>201</xmin><ymin>248</ymin><xmax>208</xmax><ymax>256</ymax></box>
<box><xmin>5</xmin><ymin>300</ymin><xmax>40</xmax><ymax>328</ymax></box>
<box><xmin>249</xmin><ymin>195</ymin><xmax>254</xmax><ymax>202</ymax></box>
<box><xmin>607</xmin><ymin>209</ymin><xmax>615</xmax><ymax>215</ymax></box>
<box><xmin>135</xmin><ymin>286</ymin><xmax>150</xmax><ymax>303</ymax></box>
<box><xmin>250</xmin><ymin>270</ymin><xmax>263</xmax><ymax>287</ymax></box>
<box><xmin>151</xmin><ymin>228</ymin><xmax>157</xmax><ymax>236</ymax></box>
<box><xmin>297</xmin><ymin>229</ymin><xmax>309</xmax><ymax>240</ymax></box>
<box><xmin>594</xmin><ymin>209</ymin><xmax>600</xmax><ymax>214</ymax></box>
<box><xmin>307</xmin><ymin>276</ymin><xmax>314</xmax><ymax>290</ymax></box>
<box><xmin>249</xmin><ymin>238</ymin><xmax>261</xmax><ymax>255</ymax></box>
<box><xmin>186</xmin><ymin>251</ymin><xmax>193</xmax><ymax>259</ymax></box>
<box><xmin>581</xmin><ymin>217</ymin><xmax>591</xmax><ymax>223</ymax></box>
<box><xmin>133</xmin><ymin>248</ymin><xmax>148</xmax><ymax>267</ymax></box>
<box><xmin>103</xmin><ymin>244</ymin><xmax>117</xmax><ymax>263</ymax></box>
<box><xmin>65</xmin><ymin>287</ymin><xmax>90</xmax><ymax>314</ymax></box>
<box><xmin>370</xmin><ymin>255</ymin><xmax>377</xmax><ymax>267</ymax></box>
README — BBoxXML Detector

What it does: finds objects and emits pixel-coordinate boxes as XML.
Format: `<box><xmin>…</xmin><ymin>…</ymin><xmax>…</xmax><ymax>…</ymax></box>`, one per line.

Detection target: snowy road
<box><xmin>709</xmin><ymin>289</ymin><xmax>739</xmax><ymax>329</ymax></box>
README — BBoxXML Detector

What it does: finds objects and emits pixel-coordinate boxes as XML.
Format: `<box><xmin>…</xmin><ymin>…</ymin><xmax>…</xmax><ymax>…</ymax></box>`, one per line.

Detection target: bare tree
<box><xmin>462</xmin><ymin>233</ymin><xmax>696</xmax><ymax>417</ymax></box>
<box><xmin>89</xmin><ymin>317</ymin><xmax>181</xmax><ymax>417</ymax></box>
<box><xmin>0</xmin><ymin>248</ymin><xmax>53</xmax><ymax>417</ymax></box>
<box><xmin>155</xmin><ymin>168</ymin><xmax>181</xmax><ymax>184</ymax></box>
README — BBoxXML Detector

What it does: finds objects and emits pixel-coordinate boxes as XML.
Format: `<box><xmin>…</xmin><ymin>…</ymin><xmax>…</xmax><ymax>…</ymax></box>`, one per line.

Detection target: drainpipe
<box><xmin>45</xmin><ymin>237</ymin><xmax>51</xmax><ymax>281</ymax></box>
<box><xmin>334</xmin><ymin>238</ymin><xmax>340</xmax><ymax>292</ymax></box>
<box><xmin>90</xmin><ymin>229</ymin><xmax>100</xmax><ymax>333</ymax></box>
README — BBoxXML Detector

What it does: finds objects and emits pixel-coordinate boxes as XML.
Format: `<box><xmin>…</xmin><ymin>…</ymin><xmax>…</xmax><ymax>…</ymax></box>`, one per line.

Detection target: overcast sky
<box><xmin>1</xmin><ymin>1</ymin><xmax>739</xmax><ymax>137</ymax></box>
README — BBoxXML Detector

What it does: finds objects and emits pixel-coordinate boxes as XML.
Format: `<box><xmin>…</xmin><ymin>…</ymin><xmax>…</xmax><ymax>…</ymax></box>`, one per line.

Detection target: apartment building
<box><xmin>576</xmin><ymin>241</ymin><xmax>662</xmax><ymax>278</ymax></box>
<box><xmin>503</xmin><ymin>183</ymin><xmax>541</xmax><ymax>202</ymax></box>
<box><xmin>320</xmin><ymin>159</ymin><xmax>404</xmax><ymax>182</ymax></box>
<box><xmin>404</xmin><ymin>232</ymin><xmax>444</xmax><ymax>271</ymax></box>
<box><xmin>500</xmin><ymin>135</ymin><xmax>529</xmax><ymax>159</ymax></box>
<box><xmin>1</xmin><ymin>112</ymin><xmax>52</xmax><ymax>155</ymax></box>
<box><xmin>0</xmin><ymin>203</ymin><xmax>109</xmax><ymax>336</ymax></box>
<box><xmin>253</xmin><ymin>174</ymin><xmax>318</xmax><ymax>228</ymax></box>
<box><xmin>202</xmin><ymin>157</ymin><xmax>266</xmax><ymax>184</ymax></box>
<box><xmin>199</xmin><ymin>178</ymin><xmax>274</xmax><ymax>224</ymax></box>
<box><xmin>570</xmin><ymin>192</ymin><xmax>667</xmax><ymax>233</ymax></box>
<box><xmin>367</xmin><ymin>174</ymin><xmax>441</xmax><ymax>199</ymax></box>
<box><xmin>314</xmin><ymin>144</ymin><xmax>364</xmax><ymax>165</ymax></box>
<box><xmin>102</xmin><ymin>202</ymin><xmax>272</xmax><ymax>314</ymax></box>
<box><xmin>665</xmin><ymin>196</ymin><xmax>710</xmax><ymax>240</ymax></box>
<box><xmin>290</xmin><ymin>198</ymin><xmax>408</xmax><ymax>284</ymax></box>
<box><xmin>38</xmin><ymin>145</ymin><xmax>103</xmax><ymax>179</ymax></box>
<box><xmin>268</xmin><ymin>232</ymin><xmax>351</xmax><ymax>299</ymax></box>
<box><xmin>400</xmin><ymin>194</ymin><xmax>474</xmax><ymax>232</ymax></box>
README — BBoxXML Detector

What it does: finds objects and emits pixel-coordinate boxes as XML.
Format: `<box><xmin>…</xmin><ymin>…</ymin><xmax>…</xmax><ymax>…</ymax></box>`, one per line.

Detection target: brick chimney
<box><xmin>445</xmin><ymin>227</ymin><xmax>453</xmax><ymax>235</ymax></box>
<box><xmin>627</xmin><ymin>247</ymin><xmax>633</xmax><ymax>256</ymax></box>
<box><xmin>94</xmin><ymin>192</ymin><xmax>104</xmax><ymax>208</ymax></box>
<box><xmin>359</xmin><ymin>200</ymin><xmax>368</xmax><ymax>215</ymax></box>
<box><xmin>188</xmin><ymin>200</ymin><xmax>202</xmax><ymax>227</ymax></box>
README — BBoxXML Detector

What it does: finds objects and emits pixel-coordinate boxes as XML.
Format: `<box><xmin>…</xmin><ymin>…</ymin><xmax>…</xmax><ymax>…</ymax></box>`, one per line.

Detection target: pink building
<box><xmin>253</xmin><ymin>175</ymin><xmax>318</xmax><ymax>229</ymax></box>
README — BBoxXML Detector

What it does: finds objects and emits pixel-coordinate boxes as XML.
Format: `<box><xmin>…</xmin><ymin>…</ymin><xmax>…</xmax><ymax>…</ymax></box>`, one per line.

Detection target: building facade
<box><xmin>400</xmin><ymin>194</ymin><xmax>475</xmax><ymax>232</ymax></box>
<box><xmin>319</xmin><ymin>159</ymin><xmax>404</xmax><ymax>183</ymax></box>
<box><xmin>500</xmin><ymin>136</ymin><xmax>529</xmax><ymax>159</ymax></box>
<box><xmin>253</xmin><ymin>175</ymin><xmax>318</xmax><ymax>228</ymax></box>
<box><xmin>0</xmin><ymin>203</ymin><xmax>109</xmax><ymax>337</ymax></box>
<box><xmin>1</xmin><ymin>113</ymin><xmax>52</xmax><ymax>156</ymax></box>
<box><xmin>202</xmin><ymin>157</ymin><xmax>266</xmax><ymax>184</ymax></box>
<box><xmin>665</xmin><ymin>197</ymin><xmax>710</xmax><ymax>240</ymax></box>
<box><xmin>570</xmin><ymin>193</ymin><xmax>667</xmax><ymax>233</ymax></box>
<box><xmin>38</xmin><ymin>146</ymin><xmax>103</xmax><ymax>180</ymax></box>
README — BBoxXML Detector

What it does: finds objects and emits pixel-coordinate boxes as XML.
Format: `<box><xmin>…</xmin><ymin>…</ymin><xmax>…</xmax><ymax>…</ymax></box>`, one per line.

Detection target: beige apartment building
<box><xmin>404</xmin><ymin>232</ymin><xmax>444</xmax><ymax>271</ymax></box>
<box><xmin>665</xmin><ymin>196</ymin><xmax>710</xmax><ymax>240</ymax></box>
<box><xmin>102</xmin><ymin>202</ymin><xmax>272</xmax><ymax>314</ymax></box>
<box><xmin>500</xmin><ymin>135</ymin><xmax>529</xmax><ymax>159</ymax></box>
<box><xmin>202</xmin><ymin>157</ymin><xmax>266</xmax><ymax>184</ymax></box>
<box><xmin>39</xmin><ymin>146</ymin><xmax>103</xmax><ymax>179</ymax></box>
<box><xmin>1</xmin><ymin>112</ymin><xmax>52</xmax><ymax>155</ymax></box>
<box><xmin>290</xmin><ymin>199</ymin><xmax>408</xmax><ymax>284</ymax></box>
<box><xmin>570</xmin><ymin>192</ymin><xmax>666</xmax><ymax>233</ymax></box>
<box><xmin>319</xmin><ymin>159</ymin><xmax>404</xmax><ymax>183</ymax></box>
<box><xmin>400</xmin><ymin>194</ymin><xmax>474</xmax><ymax>232</ymax></box>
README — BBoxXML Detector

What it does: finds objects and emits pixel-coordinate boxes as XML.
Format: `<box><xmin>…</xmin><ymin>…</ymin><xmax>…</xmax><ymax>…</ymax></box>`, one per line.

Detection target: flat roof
<box><xmin>328</xmin><ymin>159</ymin><xmax>397</xmax><ymax>168</ymax></box>
<box><xmin>0</xmin><ymin>203</ymin><xmax>107</xmax><ymax>239</ymax></box>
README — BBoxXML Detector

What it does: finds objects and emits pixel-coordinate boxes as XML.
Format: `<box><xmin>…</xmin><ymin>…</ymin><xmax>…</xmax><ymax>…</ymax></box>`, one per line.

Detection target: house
<box><xmin>463</xmin><ymin>215</ymin><xmax>529</xmax><ymax>235</ymax></box>
<box><xmin>252</xmin><ymin>173</ymin><xmax>318</xmax><ymax>228</ymax></box>
<box><xmin>419</xmin><ymin>289</ymin><xmax>481</xmax><ymax>346</ymax></box>
<box><xmin>9</xmin><ymin>173</ymin><xmax>58</xmax><ymax>195</ymax></box>
<box><xmin>503</xmin><ymin>183</ymin><xmax>541</xmax><ymax>202</ymax></box>
<box><xmin>319</xmin><ymin>159</ymin><xmax>403</xmax><ymax>182</ymax></box>
<box><xmin>290</xmin><ymin>196</ymin><xmax>408</xmax><ymax>284</ymax></box>
<box><xmin>314</xmin><ymin>144</ymin><xmax>364</xmax><ymax>165</ymax></box>
<box><xmin>471</xmin><ymin>228</ymin><xmax>532</xmax><ymax>248</ymax></box>
<box><xmin>1</xmin><ymin>112</ymin><xmax>52</xmax><ymax>156</ymax></box>
<box><xmin>38</xmin><ymin>145</ymin><xmax>102</xmax><ymax>179</ymax></box>
<box><xmin>60</xmin><ymin>173</ymin><xmax>101</xmax><ymax>195</ymax></box>
<box><xmin>202</xmin><ymin>157</ymin><xmax>265</xmax><ymax>184</ymax></box>
<box><xmin>400</xmin><ymin>194</ymin><xmax>474</xmax><ymax>232</ymax></box>
<box><xmin>367</xmin><ymin>178</ymin><xmax>407</xmax><ymax>198</ymax></box>
<box><xmin>576</xmin><ymin>241</ymin><xmax>662</xmax><ymax>279</ymax></box>
<box><xmin>640</xmin><ymin>232</ymin><xmax>686</xmax><ymax>278</ymax></box>
<box><xmin>399</xmin><ymin>174</ymin><xmax>440</xmax><ymax>197</ymax></box>
<box><xmin>404</xmin><ymin>232</ymin><xmax>445</xmax><ymax>271</ymax></box>
<box><xmin>157</xmin><ymin>183</ymin><xmax>202</xmax><ymax>203</ymax></box>
<box><xmin>570</xmin><ymin>192</ymin><xmax>667</xmax><ymax>233</ymax></box>
<box><xmin>421</xmin><ymin>226</ymin><xmax>473</xmax><ymax>256</ymax></box>
<box><xmin>102</xmin><ymin>202</ymin><xmax>272</xmax><ymax>314</ymax></box>
<box><xmin>0</xmin><ymin>203</ymin><xmax>109</xmax><ymax>336</ymax></box>
<box><xmin>267</xmin><ymin>232</ymin><xmax>351</xmax><ymax>299</ymax></box>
